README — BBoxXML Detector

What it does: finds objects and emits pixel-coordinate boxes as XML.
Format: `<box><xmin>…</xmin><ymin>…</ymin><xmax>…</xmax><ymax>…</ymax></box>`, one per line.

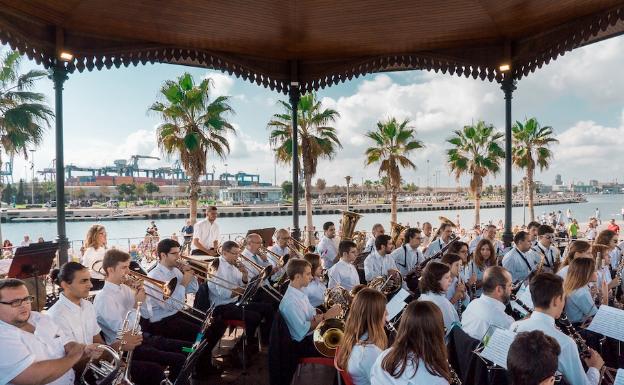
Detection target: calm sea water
<box><xmin>2</xmin><ymin>194</ymin><xmax>622</xmax><ymax>247</ymax></box>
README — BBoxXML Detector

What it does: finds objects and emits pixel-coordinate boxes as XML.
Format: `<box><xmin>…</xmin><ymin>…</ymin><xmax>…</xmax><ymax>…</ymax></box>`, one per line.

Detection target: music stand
<box><xmin>8</xmin><ymin>242</ymin><xmax>59</xmax><ymax>310</ymax></box>
<box><xmin>246</xmin><ymin>227</ymin><xmax>276</xmax><ymax>247</ymax></box>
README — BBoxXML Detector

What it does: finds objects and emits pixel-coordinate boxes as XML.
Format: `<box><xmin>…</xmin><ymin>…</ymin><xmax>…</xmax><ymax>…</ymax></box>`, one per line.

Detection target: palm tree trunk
<box><xmin>527</xmin><ymin>167</ymin><xmax>535</xmax><ymax>222</ymax></box>
<box><xmin>304</xmin><ymin>172</ymin><xmax>314</xmax><ymax>246</ymax></box>
<box><xmin>189</xmin><ymin>173</ymin><xmax>200</xmax><ymax>224</ymax></box>
<box><xmin>391</xmin><ymin>188</ymin><xmax>397</xmax><ymax>224</ymax></box>
<box><xmin>474</xmin><ymin>190</ymin><xmax>481</xmax><ymax>227</ymax></box>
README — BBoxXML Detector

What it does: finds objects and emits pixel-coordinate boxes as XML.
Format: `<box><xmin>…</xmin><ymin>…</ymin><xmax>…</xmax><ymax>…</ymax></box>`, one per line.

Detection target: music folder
<box><xmin>246</xmin><ymin>227</ymin><xmax>277</xmax><ymax>247</ymax></box>
<box><xmin>586</xmin><ymin>305</ymin><xmax>624</xmax><ymax>342</ymax></box>
<box><xmin>475</xmin><ymin>326</ymin><xmax>516</xmax><ymax>369</ymax></box>
<box><xmin>386</xmin><ymin>288</ymin><xmax>410</xmax><ymax>321</ymax></box>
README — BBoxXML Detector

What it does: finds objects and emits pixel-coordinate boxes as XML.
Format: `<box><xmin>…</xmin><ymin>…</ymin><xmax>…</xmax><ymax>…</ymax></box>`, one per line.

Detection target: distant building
<box><xmin>555</xmin><ymin>174</ymin><xmax>563</xmax><ymax>185</ymax></box>
<box><xmin>219</xmin><ymin>186</ymin><xmax>282</xmax><ymax>204</ymax></box>
<box><xmin>551</xmin><ymin>184</ymin><xmax>569</xmax><ymax>193</ymax></box>
<box><xmin>589</xmin><ymin>179</ymin><xmax>599</xmax><ymax>187</ymax></box>
<box><xmin>571</xmin><ymin>184</ymin><xmax>596</xmax><ymax>194</ymax></box>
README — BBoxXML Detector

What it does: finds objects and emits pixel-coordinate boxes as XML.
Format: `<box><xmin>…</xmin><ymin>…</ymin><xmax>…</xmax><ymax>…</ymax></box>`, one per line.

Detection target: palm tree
<box><xmin>512</xmin><ymin>117</ymin><xmax>558</xmax><ymax>221</ymax></box>
<box><xmin>0</xmin><ymin>50</ymin><xmax>53</xmax><ymax>243</ymax></box>
<box><xmin>267</xmin><ymin>92</ymin><xmax>341</xmax><ymax>244</ymax></box>
<box><xmin>365</xmin><ymin>117</ymin><xmax>424</xmax><ymax>223</ymax></box>
<box><xmin>446</xmin><ymin>120</ymin><xmax>505</xmax><ymax>226</ymax></box>
<box><xmin>150</xmin><ymin>72</ymin><xmax>235</xmax><ymax>223</ymax></box>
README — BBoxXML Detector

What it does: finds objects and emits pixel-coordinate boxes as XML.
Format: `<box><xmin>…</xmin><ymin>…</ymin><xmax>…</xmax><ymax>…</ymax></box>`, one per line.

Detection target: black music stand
<box><xmin>246</xmin><ymin>227</ymin><xmax>276</xmax><ymax>247</ymax></box>
<box><xmin>8</xmin><ymin>242</ymin><xmax>58</xmax><ymax>310</ymax></box>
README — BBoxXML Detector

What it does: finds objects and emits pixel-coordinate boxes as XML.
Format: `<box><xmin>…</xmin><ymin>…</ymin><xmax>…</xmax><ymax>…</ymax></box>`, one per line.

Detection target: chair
<box><xmin>296</xmin><ymin>357</ymin><xmax>341</xmax><ymax>385</ymax></box>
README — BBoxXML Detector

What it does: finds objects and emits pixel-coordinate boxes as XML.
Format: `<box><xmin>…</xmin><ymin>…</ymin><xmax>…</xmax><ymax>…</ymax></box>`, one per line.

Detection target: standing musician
<box><xmin>507</xmin><ymin>330</ymin><xmax>561</xmax><ymax>385</ymax></box>
<box><xmin>527</xmin><ymin>221</ymin><xmax>541</xmax><ymax>247</ymax></box>
<box><xmin>421</xmin><ymin>222</ymin><xmax>433</xmax><ymax>252</ymax></box>
<box><xmin>81</xmin><ymin>224</ymin><xmax>108</xmax><ymax>288</ymax></box>
<box><xmin>510</xmin><ymin>273</ymin><xmax>604</xmax><ymax>385</ymax></box>
<box><xmin>364</xmin><ymin>224</ymin><xmax>385</xmax><ymax>254</ymax></box>
<box><xmin>301</xmin><ymin>253</ymin><xmax>326</xmax><ymax>308</ymax></box>
<box><xmin>532</xmin><ymin>225</ymin><xmax>560</xmax><ymax>274</ymax></box>
<box><xmin>390</xmin><ymin>227</ymin><xmax>424</xmax><ymax>277</ymax></box>
<box><xmin>335</xmin><ymin>288</ymin><xmax>388</xmax><ymax>385</ymax></box>
<box><xmin>466</xmin><ymin>239</ymin><xmax>498</xmax><ymax>297</ymax></box>
<box><xmin>418</xmin><ymin>261</ymin><xmax>460</xmax><ymax>331</ymax></box>
<box><xmin>557</xmin><ymin>240</ymin><xmax>593</xmax><ymax>279</ymax></box>
<box><xmin>563</xmin><ymin>258</ymin><xmax>607</xmax><ymax>325</ymax></box>
<box><xmin>317</xmin><ymin>221</ymin><xmax>339</xmax><ymax>269</ymax></box>
<box><xmin>327</xmin><ymin>240</ymin><xmax>361</xmax><ymax>291</ymax></box>
<box><xmin>502</xmin><ymin>231</ymin><xmax>537</xmax><ymax>283</ymax></box>
<box><xmin>370</xmin><ymin>301</ymin><xmax>453</xmax><ymax>385</ymax></box>
<box><xmin>0</xmin><ymin>278</ymin><xmax>89</xmax><ymax>385</ymax></box>
<box><xmin>469</xmin><ymin>224</ymin><xmax>504</xmax><ymax>258</ymax></box>
<box><xmin>424</xmin><ymin>222</ymin><xmax>454</xmax><ymax>258</ymax></box>
<box><xmin>49</xmin><ymin>262</ymin><xmax>183</xmax><ymax>384</ymax></box>
<box><xmin>363</xmin><ymin>234</ymin><xmax>398</xmax><ymax>282</ymax></box>
<box><xmin>191</xmin><ymin>206</ymin><xmax>220</xmax><ymax>256</ymax></box>
<box><xmin>461</xmin><ymin>266</ymin><xmax>514</xmax><ymax>340</ymax></box>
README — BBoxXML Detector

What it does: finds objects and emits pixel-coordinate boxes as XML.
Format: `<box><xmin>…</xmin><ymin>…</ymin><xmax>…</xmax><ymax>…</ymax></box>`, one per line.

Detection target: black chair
<box><xmin>268</xmin><ymin>312</ymin><xmax>299</xmax><ymax>385</ymax></box>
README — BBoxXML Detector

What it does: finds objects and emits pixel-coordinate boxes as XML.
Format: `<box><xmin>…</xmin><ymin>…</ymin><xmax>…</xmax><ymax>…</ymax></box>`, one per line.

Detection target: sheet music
<box><xmin>386</xmin><ymin>288</ymin><xmax>410</xmax><ymax>321</ymax></box>
<box><xmin>510</xmin><ymin>284</ymin><xmax>534</xmax><ymax>316</ymax></box>
<box><xmin>587</xmin><ymin>305</ymin><xmax>624</xmax><ymax>342</ymax></box>
<box><xmin>479</xmin><ymin>327</ymin><xmax>516</xmax><ymax>369</ymax></box>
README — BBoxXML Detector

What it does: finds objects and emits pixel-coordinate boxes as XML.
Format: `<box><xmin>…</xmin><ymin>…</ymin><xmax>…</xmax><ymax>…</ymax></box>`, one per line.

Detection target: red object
<box><xmin>608</xmin><ymin>224</ymin><xmax>620</xmax><ymax>233</ymax></box>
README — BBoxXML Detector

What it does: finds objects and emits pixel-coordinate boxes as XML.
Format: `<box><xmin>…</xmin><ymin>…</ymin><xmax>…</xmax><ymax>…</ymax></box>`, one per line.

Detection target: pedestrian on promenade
<box><xmin>607</xmin><ymin>219</ymin><xmax>620</xmax><ymax>234</ymax></box>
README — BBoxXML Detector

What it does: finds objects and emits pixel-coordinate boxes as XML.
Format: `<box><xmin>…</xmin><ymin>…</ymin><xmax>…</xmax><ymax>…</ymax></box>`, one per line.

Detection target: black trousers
<box><xmin>214</xmin><ymin>302</ymin><xmax>274</xmax><ymax>343</ymax></box>
<box><xmin>131</xmin><ymin>335</ymin><xmax>187</xmax><ymax>385</ymax></box>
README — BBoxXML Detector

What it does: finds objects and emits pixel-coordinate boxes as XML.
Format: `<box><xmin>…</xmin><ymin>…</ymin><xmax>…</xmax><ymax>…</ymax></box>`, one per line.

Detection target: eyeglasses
<box><xmin>542</xmin><ymin>234</ymin><xmax>554</xmax><ymax>239</ymax></box>
<box><xmin>0</xmin><ymin>295</ymin><xmax>34</xmax><ymax>308</ymax></box>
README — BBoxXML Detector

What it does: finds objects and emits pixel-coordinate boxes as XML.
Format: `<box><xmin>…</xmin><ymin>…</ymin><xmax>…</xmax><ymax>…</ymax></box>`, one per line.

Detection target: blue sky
<box><xmin>4</xmin><ymin>34</ymin><xmax>624</xmax><ymax>188</ymax></box>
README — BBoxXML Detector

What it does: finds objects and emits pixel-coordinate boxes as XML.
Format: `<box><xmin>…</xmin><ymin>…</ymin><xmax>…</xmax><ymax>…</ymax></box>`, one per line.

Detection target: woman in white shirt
<box><xmin>336</xmin><ymin>288</ymin><xmax>387</xmax><ymax>385</ymax></box>
<box><xmin>593</xmin><ymin>230</ymin><xmax>621</xmax><ymax>291</ymax></box>
<box><xmin>466</xmin><ymin>239</ymin><xmax>498</xmax><ymax>297</ymax></box>
<box><xmin>441</xmin><ymin>253</ymin><xmax>469</xmax><ymax>314</ymax></box>
<box><xmin>81</xmin><ymin>224</ymin><xmax>107</xmax><ymax>289</ymax></box>
<box><xmin>564</xmin><ymin>258</ymin><xmax>608</xmax><ymax>324</ymax></box>
<box><xmin>557</xmin><ymin>240</ymin><xmax>592</xmax><ymax>279</ymax></box>
<box><xmin>302</xmin><ymin>253</ymin><xmax>327</xmax><ymax>308</ymax></box>
<box><xmin>417</xmin><ymin>261</ymin><xmax>460</xmax><ymax>331</ymax></box>
<box><xmin>371</xmin><ymin>301</ymin><xmax>452</xmax><ymax>385</ymax></box>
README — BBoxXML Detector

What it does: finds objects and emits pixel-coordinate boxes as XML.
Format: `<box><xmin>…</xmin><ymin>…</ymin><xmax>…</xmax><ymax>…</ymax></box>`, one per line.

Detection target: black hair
<box><xmin>375</xmin><ymin>234</ymin><xmax>392</xmax><ymax>251</ymax></box>
<box><xmin>0</xmin><ymin>278</ymin><xmax>27</xmax><ymax>301</ymax></box>
<box><xmin>50</xmin><ymin>262</ymin><xmax>88</xmax><ymax>286</ymax></box>
<box><xmin>538</xmin><ymin>225</ymin><xmax>554</xmax><ymax>236</ymax></box>
<box><xmin>507</xmin><ymin>330</ymin><xmax>560</xmax><ymax>385</ymax></box>
<box><xmin>338</xmin><ymin>240</ymin><xmax>357</xmax><ymax>257</ymax></box>
<box><xmin>157</xmin><ymin>238</ymin><xmax>181</xmax><ymax>257</ymax></box>
<box><xmin>529</xmin><ymin>273</ymin><xmax>564</xmax><ymax>309</ymax></box>
<box><xmin>404</xmin><ymin>227</ymin><xmax>421</xmax><ymax>243</ymax></box>
<box><xmin>527</xmin><ymin>221</ymin><xmax>541</xmax><ymax>230</ymax></box>
<box><xmin>513</xmin><ymin>231</ymin><xmax>529</xmax><ymax>245</ymax></box>
<box><xmin>323</xmin><ymin>221</ymin><xmax>335</xmax><ymax>231</ymax></box>
<box><xmin>221</xmin><ymin>240</ymin><xmax>239</xmax><ymax>253</ymax></box>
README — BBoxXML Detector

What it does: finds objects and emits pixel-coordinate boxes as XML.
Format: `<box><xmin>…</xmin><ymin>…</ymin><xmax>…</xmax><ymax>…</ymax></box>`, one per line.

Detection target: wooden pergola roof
<box><xmin>1</xmin><ymin>0</ymin><xmax>623</xmax><ymax>93</ymax></box>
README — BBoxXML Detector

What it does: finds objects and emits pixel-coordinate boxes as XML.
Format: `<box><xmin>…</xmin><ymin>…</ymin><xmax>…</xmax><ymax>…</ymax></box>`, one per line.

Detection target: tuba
<box><xmin>390</xmin><ymin>222</ymin><xmax>407</xmax><ymax>246</ymax></box>
<box><xmin>341</xmin><ymin>210</ymin><xmax>362</xmax><ymax>241</ymax></box>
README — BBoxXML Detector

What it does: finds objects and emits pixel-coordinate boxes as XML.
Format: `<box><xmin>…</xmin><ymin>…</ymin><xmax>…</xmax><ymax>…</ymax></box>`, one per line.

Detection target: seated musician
<box><xmin>191</xmin><ymin>206</ymin><xmax>220</xmax><ymax>256</ymax></box>
<box><xmin>424</xmin><ymin>222</ymin><xmax>454</xmax><ymax>258</ymax></box>
<box><xmin>279</xmin><ymin>259</ymin><xmax>341</xmax><ymax>356</ymax></box>
<box><xmin>557</xmin><ymin>240</ymin><xmax>592</xmax><ymax>279</ymax></box>
<box><xmin>48</xmin><ymin>262</ymin><xmax>182</xmax><ymax>384</ymax></box>
<box><xmin>466</xmin><ymin>239</ymin><xmax>498</xmax><ymax>297</ymax></box>
<box><xmin>593</xmin><ymin>230</ymin><xmax>621</xmax><ymax>292</ymax></box>
<box><xmin>502</xmin><ymin>231</ymin><xmax>537</xmax><ymax>283</ymax></box>
<box><xmin>418</xmin><ymin>261</ymin><xmax>459</xmax><ymax>331</ymax></box>
<box><xmin>531</xmin><ymin>225</ymin><xmax>560</xmax><ymax>274</ymax></box>
<box><xmin>507</xmin><ymin>330</ymin><xmax>561</xmax><ymax>385</ymax></box>
<box><xmin>208</xmin><ymin>240</ymin><xmax>273</xmax><ymax>351</ymax></box>
<box><xmin>302</xmin><ymin>253</ymin><xmax>326</xmax><ymax>308</ymax></box>
<box><xmin>527</xmin><ymin>221</ymin><xmax>541</xmax><ymax>247</ymax></box>
<box><xmin>328</xmin><ymin>240</ymin><xmax>361</xmax><ymax>291</ymax></box>
<box><xmin>336</xmin><ymin>288</ymin><xmax>387</xmax><ymax>385</ymax></box>
<box><xmin>389</xmin><ymin>227</ymin><xmax>423</xmax><ymax>277</ymax></box>
<box><xmin>241</xmin><ymin>233</ymin><xmax>283</xmax><ymax>282</ymax></box>
<box><xmin>363</xmin><ymin>234</ymin><xmax>398</xmax><ymax>282</ymax></box>
<box><xmin>510</xmin><ymin>273</ymin><xmax>604</xmax><ymax>385</ymax></box>
<box><xmin>0</xmin><ymin>278</ymin><xmax>89</xmax><ymax>385</ymax></box>
<box><xmin>270</xmin><ymin>228</ymin><xmax>293</xmax><ymax>260</ymax></box>
<box><xmin>370</xmin><ymin>301</ymin><xmax>452</xmax><ymax>385</ymax></box>
<box><xmin>317</xmin><ymin>221</ymin><xmax>339</xmax><ymax>269</ymax></box>
<box><xmin>440</xmin><ymin>253</ymin><xmax>469</xmax><ymax>311</ymax></box>
<box><xmin>364</xmin><ymin>224</ymin><xmax>385</xmax><ymax>254</ymax></box>
<box><xmin>563</xmin><ymin>258</ymin><xmax>607</xmax><ymax>325</ymax></box>
<box><xmin>461</xmin><ymin>266</ymin><xmax>514</xmax><ymax>340</ymax></box>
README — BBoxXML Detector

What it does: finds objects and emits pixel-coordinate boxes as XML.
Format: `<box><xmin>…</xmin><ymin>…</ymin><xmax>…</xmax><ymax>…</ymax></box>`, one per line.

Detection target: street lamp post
<box><xmin>523</xmin><ymin>177</ymin><xmax>527</xmax><ymax>225</ymax></box>
<box><xmin>345</xmin><ymin>176</ymin><xmax>351</xmax><ymax>211</ymax></box>
<box><xmin>30</xmin><ymin>149</ymin><xmax>35</xmax><ymax>205</ymax></box>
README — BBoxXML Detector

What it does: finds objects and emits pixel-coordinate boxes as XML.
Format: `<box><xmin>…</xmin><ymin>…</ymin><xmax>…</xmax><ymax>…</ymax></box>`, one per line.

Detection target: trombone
<box><xmin>258</xmin><ymin>246</ymin><xmax>286</xmax><ymax>267</ymax></box>
<box><xmin>288</xmin><ymin>237</ymin><xmax>307</xmax><ymax>256</ymax></box>
<box><xmin>237</xmin><ymin>253</ymin><xmax>284</xmax><ymax>301</ymax></box>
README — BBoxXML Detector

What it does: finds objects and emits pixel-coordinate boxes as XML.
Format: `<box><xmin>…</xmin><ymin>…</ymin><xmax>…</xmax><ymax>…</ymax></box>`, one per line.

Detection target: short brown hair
<box><xmin>304</xmin><ymin>253</ymin><xmax>321</xmax><ymax>274</ymax></box>
<box><xmin>102</xmin><ymin>249</ymin><xmax>131</xmax><ymax>276</ymax></box>
<box><xmin>508</xmin><ymin>330</ymin><xmax>560</xmax><ymax>385</ymax></box>
<box><xmin>482</xmin><ymin>266</ymin><xmax>509</xmax><ymax>295</ymax></box>
<box><xmin>419</xmin><ymin>261</ymin><xmax>450</xmax><ymax>294</ymax></box>
<box><xmin>529</xmin><ymin>273</ymin><xmax>563</xmax><ymax>309</ymax></box>
<box><xmin>338</xmin><ymin>240</ymin><xmax>356</xmax><ymax>257</ymax></box>
<box><xmin>286</xmin><ymin>259</ymin><xmax>311</xmax><ymax>280</ymax></box>
<box><xmin>0</xmin><ymin>278</ymin><xmax>26</xmax><ymax>301</ymax></box>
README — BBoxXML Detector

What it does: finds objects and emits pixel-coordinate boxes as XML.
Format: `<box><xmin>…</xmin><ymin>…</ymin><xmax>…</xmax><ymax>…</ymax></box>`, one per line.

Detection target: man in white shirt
<box><xmin>502</xmin><ymin>231</ymin><xmax>536</xmax><ymax>283</ymax></box>
<box><xmin>469</xmin><ymin>224</ymin><xmax>504</xmax><ymax>257</ymax></box>
<box><xmin>363</xmin><ymin>234</ymin><xmax>398</xmax><ymax>282</ymax></box>
<box><xmin>191</xmin><ymin>206</ymin><xmax>220</xmax><ymax>256</ymax></box>
<box><xmin>317</xmin><ymin>221</ymin><xmax>339</xmax><ymax>269</ymax></box>
<box><xmin>269</xmin><ymin>228</ymin><xmax>291</xmax><ymax>282</ymax></box>
<box><xmin>424</xmin><ymin>222</ymin><xmax>453</xmax><ymax>258</ymax></box>
<box><xmin>390</xmin><ymin>227</ymin><xmax>423</xmax><ymax>276</ymax></box>
<box><xmin>327</xmin><ymin>240</ymin><xmax>361</xmax><ymax>291</ymax></box>
<box><xmin>19</xmin><ymin>234</ymin><xmax>31</xmax><ymax>247</ymax></box>
<box><xmin>363</xmin><ymin>223</ymin><xmax>385</xmax><ymax>254</ymax></box>
<box><xmin>532</xmin><ymin>225</ymin><xmax>560</xmax><ymax>273</ymax></box>
<box><xmin>0</xmin><ymin>278</ymin><xmax>87</xmax><ymax>385</ymax></box>
<box><xmin>421</xmin><ymin>222</ymin><xmax>433</xmax><ymax>251</ymax></box>
<box><xmin>461</xmin><ymin>266</ymin><xmax>514</xmax><ymax>340</ymax></box>
<box><xmin>510</xmin><ymin>273</ymin><xmax>604</xmax><ymax>385</ymax></box>
<box><xmin>240</xmin><ymin>233</ymin><xmax>283</xmax><ymax>286</ymax></box>
<box><xmin>527</xmin><ymin>221</ymin><xmax>540</xmax><ymax>247</ymax></box>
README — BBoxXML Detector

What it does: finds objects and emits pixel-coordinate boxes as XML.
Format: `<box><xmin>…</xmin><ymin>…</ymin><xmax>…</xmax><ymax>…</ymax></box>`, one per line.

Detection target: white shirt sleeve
<box><xmin>0</xmin><ymin>331</ymin><xmax>35</xmax><ymax>385</ymax></box>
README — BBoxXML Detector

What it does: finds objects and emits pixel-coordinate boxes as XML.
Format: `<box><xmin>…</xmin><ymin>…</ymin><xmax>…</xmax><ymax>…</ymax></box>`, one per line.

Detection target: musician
<box><xmin>510</xmin><ymin>273</ymin><xmax>604</xmax><ymax>385</ymax></box>
<box><xmin>363</xmin><ymin>234</ymin><xmax>398</xmax><ymax>282</ymax></box>
<box><xmin>336</xmin><ymin>288</ymin><xmax>387</xmax><ymax>385</ymax></box>
<box><xmin>241</xmin><ymin>233</ymin><xmax>283</xmax><ymax>282</ymax></box>
<box><xmin>370</xmin><ymin>301</ymin><xmax>452</xmax><ymax>385</ymax></box>
<box><xmin>507</xmin><ymin>330</ymin><xmax>561</xmax><ymax>385</ymax></box>
<box><xmin>279</xmin><ymin>259</ymin><xmax>341</xmax><ymax>353</ymax></box>
<box><xmin>608</xmin><ymin>237</ymin><xmax>624</xmax><ymax>271</ymax></box>
<box><xmin>593</xmin><ymin>230</ymin><xmax>621</xmax><ymax>291</ymax></box>
<box><xmin>81</xmin><ymin>224</ymin><xmax>107</xmax><ymax>287</ymax></box>
<box><xmin>390</xmin><ymin>227</ymin><xmax>423</xmax><ymax>276</ymax></box>
<box><xmin>424</xmin><ymin>222</ymin><xmax>453</xmax><ymax>258</ymax></box>
<box><xmin>465</xmin><ymin>239</ymin><xmax>498</xmax><ymax>297</ymax></box>
<box><xmin>0</xmin><ymin>278</ymin><xmax>89</xmax><ymax>385</ymax></box>
<box><xmin>531</xmin><ymin>225</ymin><xmax>560</xmax><ymax>274</ymax></box>
<box><xmin>502</xmin><ymin>231</ymin><xmax>536</xmax><ymax>283</ymax></box>
<box><xmin>327</xmin><ymin>240</ymin><xmax>361</xmax><ymax>291</ymax></box>
<box><xmin>440</xmin><ymin>253</ymin><xmax>469</xmax><ymax>311</ymax></box>
<box><xmin>49</xmin><ymin>262</ymin><xmax>182</xmax><ymax>384</ymax></box>
<box><xmin>270</xmin><ymin>228</ymin><xmax>292</xmax><ymax>260</ymax></box>
<box><xmin>421</xmin><ymin>222</ymin><xmax>433</xmax><ymax>251</ymax></box>
<box><xmin>317</xmin><ymin>221</ymin><xmax>339</xmax><ymax>269</ymax></box>
<box><xmin>469</xmin><ymin>224</ymin><xmax>504</xmax><ymax>257</ymax></box>
<box><xmin>557</xmin><ymin>240</ymin><xmax>592</xmax><ymax>279</ymax></box>
<box><xmin>418</xmin><ymin>261</ymin><xmax>459</xmax><ymax>331</ymax></box>
<box><xmin>364</xmin><ymin>224</ymin><xmax>385</xmax><ymax>254</ymax></box>
<box><xmin>527</xmin><ymin>221</ymin><xmax>541</xmax><ymax>247</ymax></box>
<box><xmin>191</xmin><ymin>206</ymin><xmax>220</xmax><ymax>256</ymax></box>
<box><xmin>563</xmin><ymin>258</ymin><xmax>607</xmax><ymax>325</ymax></box>
<box><xmin>461</xmin><ymin>266</ymin><xmax>514</xmax><ymax>340</ymax></box>
<box><xmin>302</xmin><ymin>253</ymin><xmax>326</xmax><ymax>308</ymax></box>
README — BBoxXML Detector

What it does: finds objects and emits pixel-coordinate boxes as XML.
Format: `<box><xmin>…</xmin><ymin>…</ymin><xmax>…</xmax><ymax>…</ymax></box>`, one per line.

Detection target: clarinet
<box><xmin>510</xmin><ymin>294</ymin><xmax>533</xmax><ymax>316</ymax></box>
<box><xmin>555</xmin><ymin>314</ymin><xmax>591</xmax><ymax>358</ymax></box>
<box><xmin>448</xmin><ymin>362</ymin><xmax>462</xmax><ymax>385</ymax></box>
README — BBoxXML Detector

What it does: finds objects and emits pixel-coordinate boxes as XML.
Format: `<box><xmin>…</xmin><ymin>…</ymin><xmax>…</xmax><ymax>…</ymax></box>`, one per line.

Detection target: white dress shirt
<box><xmin>557</xmin><ymin>265</ymin><xmax>570</xmax><ymax>280</ymax></box>
<box><xmin>82</xmin><ymin>246</ymin><xmax>107</xmax><ymax>280</ymax></box>
<box><xmin>609</xmin><ymin>242</ymin><xmax>623</xmax><ymax>270</ymax></box>
<box><xmin>302</xmin><ymin>277</ymin><xmax>326</xmax><ymax>307</ymax></box>
<box><xmin>191</xmin><ymin>218</ymin><xmax>220</xmax><ymax>251</ymax></box>
<box><xmin>279</xmin><ymin>285</ymin><xmax>316</xmax><ymax>342</ymax></box>
<box><xmin>390</xmin><ymin>244</ymin><xmax>422</xmax><ymax>276</ymax></box>
<box><xmin>370</xmin><ymin>350</ymin><xmax>449</xmax><ymax>385</ymax></box>
<box><xmin>564</xmin><ymin>286</ymin><xmax>598</xmax><ymax>324</ymax></box>
<box><xmin>241</xmin><ymin>247</ymin><xmax>274</xmax><ymax>280</ymax></box>
<box><xmin>207</xmin><ymin>256</ymin><xmax>244</xmax><ymax>307</ymax></box>
<box><xmin>510</xmin><ymin>311</ymin><xmax>600</xmax><ymax>385</ymax></box>
<box><xmin>94</xmin><ymin>281</ymin><xmax>143</xmax><ymax>344</ymax></box>
<box><xmin>328</xmin><ymin>259</ymin><xmax>360</xmax><ymax>291</ymax></box>
<box><xmin>461</xmin><ymin>295</ymin><xmax>514</xmax><ymax>340</ymax></box>
<box><xmin>317</xmin><ymin>235</ymin><xmax>339</xmax><ymax>269</ymax></box>
<box><xmin>532</xmin><ymin>242</ymin><xmax>559</xmax><ymax>272</ymax></box>
<box><xmin>469</xmin><ymin>236</ymin><xmax>505</xmax><ymax>256</ymax></box>
<box><xmin>146</xmin><ymin>262</ymin><xmax>198</xmax><ymax>322</ymax></box>
<box><xmin>47</xmin><ymin>292</ymin><xmax>101</xmax><ymax>344</ymax></box>
<box><xmin>269</xmin><ymin>244</ymin><xmax>290</xmax><ymax>258</ymax></box>
<box><xmin>419</xmin><ymin>291</ymin><xmax>460</xmax><ymax>331</ymax></box>
<box><xmin>502</xmin><ymin>248</ymin><xmax>535</xmax><ymax>283</ymax></box>
<box><xmin>0</xmin><ymin>312</ymin><xmax>74</xmax><ymax>385</ymax></box>
<box><xmin>364</xmin><ymin>236</ymin><xmax>375</xmax><ymax>254</ymax></box>
<box><xmin>364</xmin><ymin>250</ymin><xmax>398</xmax><ymax>282</ymax></box>
<box><xmin>424</xmin><ymin>238</ymin><xmax>449</xmax><ymax>258</ymax></box>
<box><xmin>348</xmin><ymin>333</ymin><xmax>382</xmax><ymax>385</ymax></box>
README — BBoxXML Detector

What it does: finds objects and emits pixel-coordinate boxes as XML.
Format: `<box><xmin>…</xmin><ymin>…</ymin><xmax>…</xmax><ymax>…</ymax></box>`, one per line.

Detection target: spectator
<box><xmin>2</xmin><ymin>240</ymin><xmax>13</xmax><ymax>257</ymax></box>
<box><xmin>19</xmin><ymin>235</ymin><xmax>31</xmax><ymax>247</ymax></box>
<box><xmin>607</xmin><ymin>219</ymin><xmax>620</xmax><ymax>234</ymax></box>
<box><xmin>181</xmin><ymin>220</ymin><xmax>194</xmax><ymax>244</ymax></box>
<box><xmin>568</xmin><ymin>219</ymin><xmax>579</xmax><ymax>240</ymax></box>
<box><xmin>37</xmin><ymin>237</ymin><xmax>44</xmax><ymax>243</ymax></box>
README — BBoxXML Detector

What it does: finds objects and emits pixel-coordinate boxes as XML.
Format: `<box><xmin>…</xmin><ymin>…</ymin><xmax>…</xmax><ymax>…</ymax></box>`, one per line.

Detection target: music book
<box><xmin>613</xmin><ymin>369</ymin><xmax>624</xmax><ymax>385</ymax></box>
<box><xmin>587</xmin><ymin>305</ymin><xmax>624</xmax><ymax>342</ymax></box>
<box><xmin>386</xmin><ymin>288</ymin><xmax>410</xmax><ymax>321</ymax></box>
<box><xmin>479</xmin><ymin>327</ymin><xmax>516</xmax><ymax>369</ymax></box>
